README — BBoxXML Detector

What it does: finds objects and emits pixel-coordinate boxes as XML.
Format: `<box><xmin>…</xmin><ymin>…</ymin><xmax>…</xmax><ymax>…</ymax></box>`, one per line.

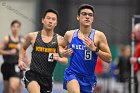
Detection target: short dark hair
<box><xmin>78</xmin><ymin>4</ymin><xmax>94</xmax><ymax>16</ymax></box>
<box><xmin>11</xmin><ymin>20</ymin><xmax>21</xmax><ymax>27</ymax></box>
<box><xmin>42</xmin><ymin>9</ymin><xmax>59</xmax><ymax>19</ymax></box>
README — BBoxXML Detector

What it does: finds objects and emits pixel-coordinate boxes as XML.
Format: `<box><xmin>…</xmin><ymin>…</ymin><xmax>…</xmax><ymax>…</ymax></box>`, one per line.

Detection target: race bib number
<box><xmin>15</xmin><ymin>65</ymin><xmax>20</xmax><ymax>72</ymax></box>
<box><xmin>85</xmin><ymin>50</ymin><xmax>92</xmax><ymax>60</ymax></box>
<box><xmin>48</xmin><ymin>53</ymin><xmax>54</xmax><ymax>62</ymax></box>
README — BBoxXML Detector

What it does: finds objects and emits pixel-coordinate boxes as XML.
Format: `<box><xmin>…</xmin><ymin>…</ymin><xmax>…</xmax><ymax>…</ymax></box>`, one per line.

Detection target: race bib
<box><xmin>85</xmin><ymin>50</ymin><xmax>92</xmax><ymax>60</ymax></box>
<box><xmin>48</xmin><ymin>53</ymin><xmax>54</xmax><ymax>62</ymax></box>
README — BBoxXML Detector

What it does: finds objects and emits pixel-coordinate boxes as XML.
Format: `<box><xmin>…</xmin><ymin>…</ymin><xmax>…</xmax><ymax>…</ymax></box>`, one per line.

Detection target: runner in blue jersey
<box><xmin>60</xmin><ymin>4</ymin><xmax>112</xmax><ymax>93</ymax></box>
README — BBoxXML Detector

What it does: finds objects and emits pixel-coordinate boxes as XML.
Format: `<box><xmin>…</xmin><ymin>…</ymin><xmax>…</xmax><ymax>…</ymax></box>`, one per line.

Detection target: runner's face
<box><xmin>77</xmin><ymin>9</ymin><xmax>94</xmax><ymax>27</ymax></box>
<box><xmin>11</xmin><ymin>23</ymin><xmax>20</xmax><ymax>35</ymax></box>
<box><xmin>42</xmin><ymin>12</ymin><xmax>57</xmax><ymax>30</ymax></box>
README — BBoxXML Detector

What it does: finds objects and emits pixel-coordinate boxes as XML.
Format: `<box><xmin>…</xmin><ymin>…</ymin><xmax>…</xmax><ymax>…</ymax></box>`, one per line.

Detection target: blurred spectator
<box><xmin>94</xmin><ymin>58</ymin><xmax>104</xmax><ymax>93</ymax></box>
<box><xmin>117</xmin><ymin>45</ymin><xmax>131</xmax><ymax>82</ymax></box>
<box><xmin>130</xmin><ymin>23</ymin><xmax>140</xmax><ymax>93</ymax></box>
<box><xmin>115</xmin><ymin>45</ymin><xmax>131</xmax><ymax>93</ymax></box>
<box><xmin>95</xmin><ymin>57</ymin><xmax>110</xmax><ymax>93</ymax></box>
<box><xmin>95</xmin><ymin>58</ymin><xmax>104</xmax><ymax>77</ymax></box>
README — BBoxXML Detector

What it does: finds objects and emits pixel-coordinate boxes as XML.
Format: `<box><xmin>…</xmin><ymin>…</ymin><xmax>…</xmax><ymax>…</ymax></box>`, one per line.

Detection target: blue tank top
<box><xmin>68</xmin><ymin>29</ymin><xmax>98</xmax><ymax>76</ymax></box>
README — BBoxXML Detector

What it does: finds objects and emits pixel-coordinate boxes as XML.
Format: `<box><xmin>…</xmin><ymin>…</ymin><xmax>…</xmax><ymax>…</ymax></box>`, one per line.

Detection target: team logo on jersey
<box><xmin>35</xmin><ymin>46</ymin><xmax>56</xmax><ymax>53</ymax></box>
<box><xmin>51</xmin><ymin>42</ymin><xmax>56</xmax><ymax>44</ymax></box>
<box><xmin>71</xmin><ymin>44</ymin><xmax>86</xmax><ymax>50</ymax></box>
<box><xmin>8</xmin><ymin>43</ymin><xmax>18</xmax><ymax>48</ymax></box>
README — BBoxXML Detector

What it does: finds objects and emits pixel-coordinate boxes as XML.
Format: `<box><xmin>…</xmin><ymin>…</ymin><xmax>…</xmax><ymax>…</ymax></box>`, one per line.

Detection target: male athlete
<box><xmin>18</xmin><ymin>9</ymin><xmax>68</xmax><ymax>93</ymax></box>
<box><xmin>0</xmin><ymin>20</ymin><xmax>29</xmax><ymax>93</ymax></box>
<box><xmin>61</xmin><ymin>4</ymin><xmax>112</xmax><ymax>93</ymax></box>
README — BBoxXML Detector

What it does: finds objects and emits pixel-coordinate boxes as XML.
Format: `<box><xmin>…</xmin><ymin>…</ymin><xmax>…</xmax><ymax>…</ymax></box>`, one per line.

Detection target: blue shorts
<box><xmin>63</xmin><ymin>68</ymin><xmax>97</xmax><ymax>93</ymax></box>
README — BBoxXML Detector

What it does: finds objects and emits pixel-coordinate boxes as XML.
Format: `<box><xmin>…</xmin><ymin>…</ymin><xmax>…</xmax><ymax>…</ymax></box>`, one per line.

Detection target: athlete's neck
<box><xmin>42</xmin><ymin>29</ymin><xmax>54</xmax><ymax>37</ymax></box>
<box><xmin>79</xmin><ymin>26</ymin><xmax>91</xmax><ymax>36</ymax></box>
<box><xmin>11</xmin><ymin>32</ymin><xmax>18</xmax><ymax>38</ymax></box>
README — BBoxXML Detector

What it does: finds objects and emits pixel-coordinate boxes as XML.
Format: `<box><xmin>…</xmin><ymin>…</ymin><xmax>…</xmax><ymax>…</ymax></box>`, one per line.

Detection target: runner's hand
<box><xmin>18</xmin><ymin>60</ymin><xmax>26</xmax><ymax>71</ymax></box>
<box><xmin>83</xmin><ymin>37</ymin><xmax>96</xmax><ymax>51</ymax></box>
<box><xmin>60</xmin><ymin>48</ymin><xmax>73</xmax><ymax>57</ymax></box>
<box><xmin>53</xmin><ymin>53</ymin><xmax>60</xmax><ymax>61</ymax></box>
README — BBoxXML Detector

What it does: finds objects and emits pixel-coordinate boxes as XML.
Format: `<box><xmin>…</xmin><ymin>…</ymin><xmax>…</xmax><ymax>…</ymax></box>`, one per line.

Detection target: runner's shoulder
<box><xmin>28</xmin><ymin>31</ymin><xmax>38</xmax><ymax>40</ymax></box>
<box><xmin>95</xmin><ymin>30</ymin><xmax>105</xmax><ymax>37</ymax></box>
<box><xmin>65</xmin><ymin>29</ymin><xmax>77</xmax><ymax>37</ymax></box>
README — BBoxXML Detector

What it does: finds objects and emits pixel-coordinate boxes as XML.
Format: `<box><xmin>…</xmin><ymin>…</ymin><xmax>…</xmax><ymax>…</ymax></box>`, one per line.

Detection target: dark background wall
<box><xmin>35</xmin><ymin>0</ymin><xmax>140</xmax><ymax>45</ymax></box>
<box><xmin>0</xmin><ymin>0</ymin><xmax>140</xmax><ymax>82</ymax></box>
<box><xmin>33</xmin><ymin>0</ymin><xmax>140</xmax><ymax>81</ymax></box>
